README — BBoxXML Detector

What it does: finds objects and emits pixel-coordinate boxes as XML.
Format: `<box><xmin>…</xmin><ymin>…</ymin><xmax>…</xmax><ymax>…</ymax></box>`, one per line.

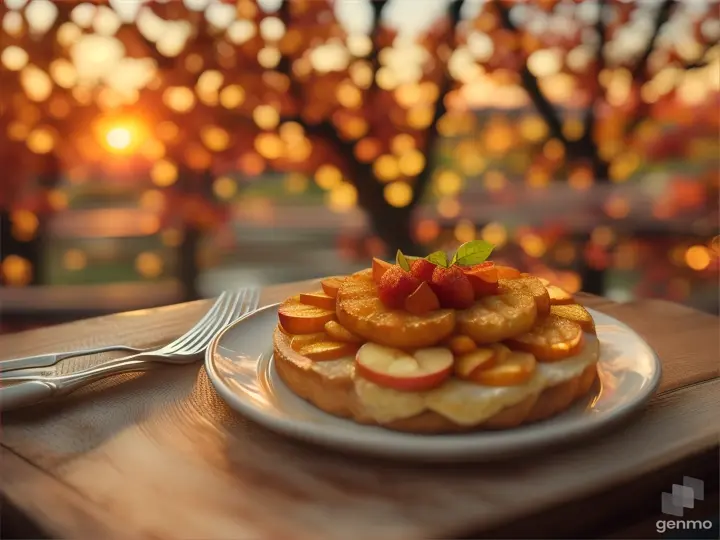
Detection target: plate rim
<box><xmin>205</xmin><ymin>303</ymin><xmax>662</xmax><ymax>460</ymax></box>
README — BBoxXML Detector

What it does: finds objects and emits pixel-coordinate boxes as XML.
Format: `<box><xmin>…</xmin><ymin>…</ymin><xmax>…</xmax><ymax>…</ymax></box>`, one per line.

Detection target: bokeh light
<box><xmin>0</xmin><ymin>0</ymin><xmax>714</xmax><ymax>318</ymax></box>
<box><xmin>315</xmin><ymin>164</ymin><xmax>343</xmax><ymax>190</ymax></box>
<box><xmin>105</xmin><ymin>127</ymin><xmax>133</xmax><ymax>152</ymax></box>
<box><xmin>685</xmin><ymin>245</ymin><xmax>711</xmax><ymax>271</ymax></box>
<box><xmin>384</xmin><ymin>182</ymin><xmax>413</xmax><ymax>208</ymax></box>
<box><xmin>151</xmin><ymin>159</ymin><xmax>178</xmax><ymax>187</ymax></box>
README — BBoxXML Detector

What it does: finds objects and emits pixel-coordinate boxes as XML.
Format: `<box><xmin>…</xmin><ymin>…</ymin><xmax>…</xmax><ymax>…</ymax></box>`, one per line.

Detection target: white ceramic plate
<box><xmin>205</xmin><ymin>305</ymin><xmax>661</xmax><ymax>461</ymax></box>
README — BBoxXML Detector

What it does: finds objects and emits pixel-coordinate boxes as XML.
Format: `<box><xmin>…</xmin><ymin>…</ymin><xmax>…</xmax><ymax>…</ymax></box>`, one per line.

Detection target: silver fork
<box><xmin>0</xmin><ymin>288</ymin><xmax>259</xmax><ymax>411</ymax></box>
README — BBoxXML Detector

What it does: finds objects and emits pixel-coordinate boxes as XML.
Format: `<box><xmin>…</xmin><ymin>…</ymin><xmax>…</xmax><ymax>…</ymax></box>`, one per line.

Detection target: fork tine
<box><xmin>179</xmin><ymin>292</ymin><xmax>228</xmax><ymax>337</ymax></box>
<box><xmin>161</xmin><ymin>293</ymin><xmax>232</xmax><ymax>354</ymax></box>
<box><xmin>191</xmin><ymin>287</ymin><xmax>258</xmax><ymax>353</ymax></box>
<box><xmin>230</xmin><ymin>286</ymin><xmax>258</xmax><ymax>323</ymax></box>
<box><xmin>248</xmin><ymin>288</ymin><xmax>260</xmax><ymax>314</ymax></box>
<box><xmin>183</xmin><ymin>290</ymin><xmax>248</xmax><ymax>354</ymax></box>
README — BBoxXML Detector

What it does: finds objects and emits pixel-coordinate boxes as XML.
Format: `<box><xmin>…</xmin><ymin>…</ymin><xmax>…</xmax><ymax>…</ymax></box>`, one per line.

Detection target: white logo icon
<box><xmin>661</xmin><ymin>476</ymin><xmax>705</xmax><ymax>517</ymax></box>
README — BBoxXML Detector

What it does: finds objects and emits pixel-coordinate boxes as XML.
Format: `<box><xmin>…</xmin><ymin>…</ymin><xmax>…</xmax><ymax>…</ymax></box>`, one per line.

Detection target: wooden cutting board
<box><xmin>1</xmin><ymin>280</ymin><xmax>718</xmax><ymax>539</ymax></box>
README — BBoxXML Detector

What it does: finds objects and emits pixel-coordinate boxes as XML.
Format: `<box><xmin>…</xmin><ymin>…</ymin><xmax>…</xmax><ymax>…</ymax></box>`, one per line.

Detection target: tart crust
<box><xmin>272</xmin><ymin>327</ymin><xmax>599</xmax><ymax>433</ymax></box>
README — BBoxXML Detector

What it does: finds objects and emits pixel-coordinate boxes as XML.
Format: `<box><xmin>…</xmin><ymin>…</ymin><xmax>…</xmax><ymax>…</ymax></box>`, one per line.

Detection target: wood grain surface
<box><xmin>1</xmin><ymin>281</ymin><xmax>718</xmax><ymax>540</ymax></box>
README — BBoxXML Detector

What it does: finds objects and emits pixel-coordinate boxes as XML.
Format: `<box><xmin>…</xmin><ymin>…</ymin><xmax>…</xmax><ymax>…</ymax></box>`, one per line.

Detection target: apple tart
<box><xmin>272</xmin><ymin>242</ymin><xmax>599</xmax><ymax>433</ymax></box>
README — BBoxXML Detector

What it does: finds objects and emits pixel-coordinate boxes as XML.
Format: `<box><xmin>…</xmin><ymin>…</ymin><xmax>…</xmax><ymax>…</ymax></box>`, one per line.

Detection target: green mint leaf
<box><xmin>452</xmin><ymin>240</ymin><xmax>494</xmax><ymax>266</ymax></box>
<box><xmin>396</xmin><ymin>249</ymin><xmax>411</xmax><ymax>271</ymax></box>
<box><xmin>425</xmin><ymin>250</ymin><xmax>448</xmax><ymax>267</ymax></box>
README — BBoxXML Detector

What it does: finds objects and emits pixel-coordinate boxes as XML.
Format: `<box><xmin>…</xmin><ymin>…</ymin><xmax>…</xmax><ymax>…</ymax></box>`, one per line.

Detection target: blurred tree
<box><xmin>0</xmin><ymin>0</ymin><xmax>717</xmax><ymax>297</ymax></box>
<box><xmin>467</xmin><ymin>0</ymin><xmax>718</xmax><ymax>292</ymax></box>
<box><xmin>477</xmin><ymin>0</ymin><xmax>717</xmax><ymax>176</ymax></box>
<box><xmin>137</xmin><ymin>0</ymin><xmax>467</xmax><ymax>257</ymax></box>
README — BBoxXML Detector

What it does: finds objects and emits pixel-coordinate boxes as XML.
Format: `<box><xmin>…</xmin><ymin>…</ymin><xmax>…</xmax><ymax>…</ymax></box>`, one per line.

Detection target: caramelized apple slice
<box><xmin>324</xmin><ymin>320</ymin><xmax>363</xmax><ymax>343</ymax></box>
<box><xmin>299</xmin><ymin>291</ymin><xmax>336</xmax><ymax>310</ymax></box>
<box><xmin>547</xmin><ymin>285</ymin><xmax>575</xmax><ymax>305</ymax></box>
<box><xmin>456</xmin><ymin>291</ymin><xmax>537</xmax><ymax>344</ymax></box>
<box><xmin>278</xmin><ymin>324</ymin><xmax>292</xmax><ymax>336</ymax></box>
<box><xmin>290</xmin><ymin>332</ymin><xmax>327</xmax><ymax>351</ymax></box>
<box><xmin>550</xmin><ymin>304</ymin><xmax>596</xmax><ymax>334</ymax></box>
<box><xmin>473</xmin><ymin>351</ymin><xmax>536</xmax><ymax>386</ymax></box>
<box><xmin>495</xmin><ymin>266</ymin><xmax>522</xmax><ymax>279</ymax></box>
<box><xmin>336</xmin><ymin>272</ymin><xmax>455</xmax><ymax>348</ymax></box>
<box><xmin>530</xmin><ymin>276</ymin><xmax>575</xmax><ymax>305</ymax></box>
<box><xmin>278</xmin><ymin>295</ymin><xmax>336</xmax><ymax>334</ymax></box>
<box><xmin>299</xmin><ymin>341</ymin><xmax>359</xmax><ymax>361</ymax></box>
<box><xmin>445</xmin><ymin>335</ymin><xmax>477</xmax><ymax>356</ymax></box>
<box><xmin>404</xmin><ymin>281</ymin><xmax>440</xmax><ymax>315</ymax></box>
<box><xmin>454</xmin><ymin>344</ymin><xmax>511</xmax><ymax>379</ymax></box>
<box><xmin>506</xmin><ymin>314</ymin><xmax>584</xmax><ymax>362</ymax></box>
<box><xmin>372</xmin><ymin>258</ymin><xmax>394</xmax><ymax>284</ymax></box>
<box><xmin>498</xmin><ymin>276</ymin><xmax>551</xmax><ymax>316</ymax></box>
<box><xmin>320</xmin><ymin>276</ymin><xmax>347</xmax><ymax>298</ymax></box>
<box><xmin>463</xmin><ymin>262</ymin><xmax>499</xmax><ymax>297</ymax></box>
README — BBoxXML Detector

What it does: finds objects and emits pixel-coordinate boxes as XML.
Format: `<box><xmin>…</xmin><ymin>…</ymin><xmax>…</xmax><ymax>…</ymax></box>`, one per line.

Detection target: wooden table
<box><xmin>1</xmin><ymin>280</ymin><xmax>719</xmax><ymax>539</ymax></box>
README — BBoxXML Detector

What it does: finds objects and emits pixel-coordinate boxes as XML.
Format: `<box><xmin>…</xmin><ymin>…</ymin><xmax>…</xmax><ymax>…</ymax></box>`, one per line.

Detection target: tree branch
<box><xmin>278</xmin><ymin>0</ymin><xmax>389</xmax><ymax>196</ymax></box>
<box><xmin>625</xmin><ymin>38</ymin><xmax>715</xmax><ymax>139</ymax></box>
<box><xmin>680</xmin><ymin>40</ymin><xmax>716</xmax><ymax>71</ymax></box>
<box><xmin>580</xmin><ymin>0</ymin><xmax>607</xmax><ymax>148</ymax></box>
<box><xmin>630</xmin><ymin>0</ymin><xmax>676</xmax><ymax>82</ymax></box>
<box><xmin>366</xmin><ymin>0</ymin><xmax>390</xmax><ymax>100</ymax></box>
<box><xmin>277</xmin><ymin>0</ymin><xmax>305</xmax><ymax>112</ymax></box>
<box><xmin>624</xmin><ymin>0</ymin><xmax>676</xmax><ymax>139</ymax></box>
<box><xmin>278</xmin><ymin>0</ymin><xmax>389</xmax><ymax>170</ymax></box>
<box><xmin>494</xmin><ymin>0</ymin><xmax>569</xmax><ymax>147</ymax></box>
<box><xmin>410</xmin><ymin>0</ymin><xmax>465</xmax><ymax>206</ymax></box>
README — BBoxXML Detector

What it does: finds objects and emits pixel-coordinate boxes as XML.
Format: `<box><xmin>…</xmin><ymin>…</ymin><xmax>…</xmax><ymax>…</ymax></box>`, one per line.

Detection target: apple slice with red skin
<box><xmin>372</xmin><ymin>258</ymin><xmax>394</xmax><ymax>284</ymax></box>
<box><xmin>299</xmin><ymin>291</ymin><xmax>336</xmax><ymax>310</ymax></box>
<box><xmin>355</xmin><ymin>343</ymin><xmax>453</xmax><ymax>392</ymax></box>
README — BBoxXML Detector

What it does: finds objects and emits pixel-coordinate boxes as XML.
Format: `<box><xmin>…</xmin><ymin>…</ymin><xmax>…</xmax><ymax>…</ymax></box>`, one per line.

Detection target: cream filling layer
<box><xmin>310</xmin><ymin>334</ymin><xmax>599</xmax><ymax>425</ymax></box>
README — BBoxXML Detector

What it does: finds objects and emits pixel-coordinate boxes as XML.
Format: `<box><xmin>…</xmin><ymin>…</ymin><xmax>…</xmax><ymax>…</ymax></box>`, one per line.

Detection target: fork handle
<box><xmin>0</xmin><ymin>359</ymin><xmax>163</xmax><ymax>411</ymax></box>
<box><xmin>0</xmin><ymin>345</ymin><xmax>147</xmax><ymax>374</ymax></box>
<box><xmin>0</xmin><ymin>380</ymin><xmax>58</xmax><ymax>411</ymax></box>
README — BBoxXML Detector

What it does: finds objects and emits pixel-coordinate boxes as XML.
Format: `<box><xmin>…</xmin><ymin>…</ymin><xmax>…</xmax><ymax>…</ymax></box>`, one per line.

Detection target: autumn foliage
<box><xmin>0</xmin><ymin>0</ymin><xmax>717</xmax><ymax>256</ymax></box>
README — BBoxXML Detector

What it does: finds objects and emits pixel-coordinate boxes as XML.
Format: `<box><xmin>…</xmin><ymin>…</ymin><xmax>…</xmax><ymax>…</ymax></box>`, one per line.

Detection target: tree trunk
<box><xmin>582</xmin><ymin>155</ymin><xmax>609</xmax><ymax>295</ymax></box>
<box><xmin>178</xmin><ymin>225</ymin><xmax>200</xmax><ymax>301</ymax></box>
<box><xmin>175</xmin><ymin>168</ymin><xmax>206</xmax><ymax>302</ymax></box>
<box><xmin>365</xmin><ymin>203</ymin><xmax>419</xmax><ymax>255</ymax></box>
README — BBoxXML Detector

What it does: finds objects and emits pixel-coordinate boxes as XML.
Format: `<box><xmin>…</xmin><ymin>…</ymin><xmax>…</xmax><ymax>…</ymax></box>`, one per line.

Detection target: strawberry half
<box><xmin>430</xmin><ymin>266</ymin><xmax>474</xmax><ymax>309</ymax></box>
<box><xmin>410</xmin><ymin>258</ymin><xmax>437</xmax><ymax>283</ymax></box>
<box><xmin>378</xmin><ymin>266</ymin><xmax>422</xmax><ymax>309</ymax></box>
